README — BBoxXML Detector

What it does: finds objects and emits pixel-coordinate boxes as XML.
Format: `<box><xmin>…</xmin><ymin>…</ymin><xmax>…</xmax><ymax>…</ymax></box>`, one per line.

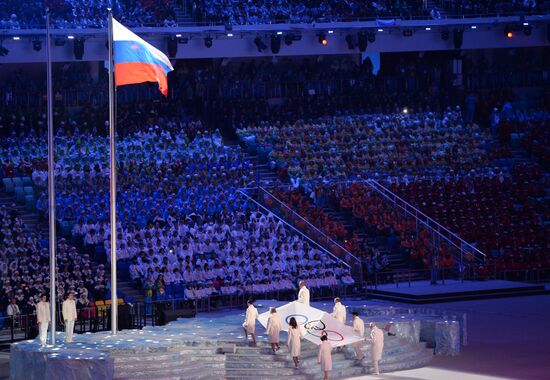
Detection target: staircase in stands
<box><xmin>172</xmin><ymin>0</ymin><xmax>195</xmax><ymax>25</ymax></box>
<box><xmin>0</xmin><ymin>189</ymin><xmax>46</xmax><ymax>241</ymax></box>
<box><xmin>233</xmin><ymin>143</ymin><xmax>417</xmax><ymax>283</ymax></box>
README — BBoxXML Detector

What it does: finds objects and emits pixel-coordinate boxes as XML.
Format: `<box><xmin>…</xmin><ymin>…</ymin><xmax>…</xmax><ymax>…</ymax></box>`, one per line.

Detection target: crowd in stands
<box><xmin>519</xmin><ymin>110</ymin><xmax>549</xmax><ymax>170</ymax></box>
<box><xmin>1</xmin><ymin>0</ymin><xmax>548</xmax><ymax>29</ymax></box>
<box><xmin>0</xmin><ymin>48</ymin><xmax>548</xmax><ymax>319</ymax></box>
<box><xmin>390</xmin><ymin>163</ymin><xmax>549</xmax><ymax>270</ymax></box>
<box><xmin>0</xmin><ymin>113</ymin><xmax>357</xmax><ymax>308</ymax></box>
<box><xmin>195</xmin><ymin>0</ymin><xmax>547</xmax><ymax>24</ymax></box>
<box><xmin>120</xmin><ymin>210</ymin><xmax>354</xmax><ymax>302</ymax></box>
<box><xmin>238</xmin><ymin>109</ymin><xmax>492</xmax><ymax>190</ymax></box>
<box><xmin>197</xmin><ymin>0</ymin><xmax>425</xmax><ymax>25</ymax></box>
<box><xmin>327</xmin><ymin>182</ymin><xmax>445</xmax><ymax>270</ymax></box>
<box><xmin>0</xmin><ymin>0</ymin><xmax>176</xmax><ymax>29</ymax></box>
<box><xmin>267</xmin><ymin>187</ymin><xmax>392</xmax><ymax>277</ymax></box>
<box><xmin>0</xmin><ymin>204</ymin><xmax>106</xmax><ymax>319</ymax></box>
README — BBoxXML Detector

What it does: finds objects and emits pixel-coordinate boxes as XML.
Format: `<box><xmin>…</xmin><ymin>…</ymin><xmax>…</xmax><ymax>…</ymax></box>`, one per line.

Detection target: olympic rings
<box><xmin>285</xmin><ymin>314</ymin><xmax>309</xmax><ymax>325</ymax></box>
<box><xmin>304</xmin><ymin>320</ymin><xmax>326</xmax><ymax>331</ymax></box>
<box><xmin>305</xmin><ymin>329</ymin><xmax>344</xmax><ymax>341</ymax></box>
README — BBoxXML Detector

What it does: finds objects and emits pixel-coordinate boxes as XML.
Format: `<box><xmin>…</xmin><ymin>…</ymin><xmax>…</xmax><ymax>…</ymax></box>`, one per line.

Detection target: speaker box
<box><xmin>158</xmin><ymin>308</ymin><xmax>196</xmax><ymax>325</ymax></box>
<box><xmin>118</xmin><ymin>304</ymin><xmax>132</xmax><ymax>330</ymax></box>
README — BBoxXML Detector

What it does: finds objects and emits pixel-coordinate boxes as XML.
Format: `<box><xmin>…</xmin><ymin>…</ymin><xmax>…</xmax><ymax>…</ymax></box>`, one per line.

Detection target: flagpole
<box><xmin>46</xmin><ymin>9</ymin><xmax>57</xmax><ymax>346</ymax></box>
<box><xmin>107</xmin><ymin>9</ymin><xmax>118</xmax><ymax>335</ymax></box>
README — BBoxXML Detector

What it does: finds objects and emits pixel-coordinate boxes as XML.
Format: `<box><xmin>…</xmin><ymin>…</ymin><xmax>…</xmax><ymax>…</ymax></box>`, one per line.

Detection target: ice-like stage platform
<box><xmin>10</xmin><ymin>300</ymin><xmax>463</xmax><ymax>380</ymax></box>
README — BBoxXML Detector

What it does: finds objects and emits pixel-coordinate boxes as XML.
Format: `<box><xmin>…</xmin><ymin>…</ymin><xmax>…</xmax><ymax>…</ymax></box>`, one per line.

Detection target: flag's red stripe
<box><xmin>114</xmin><ymin>62</ymin><xmax>169</xmax><ymax>96</ymax></box>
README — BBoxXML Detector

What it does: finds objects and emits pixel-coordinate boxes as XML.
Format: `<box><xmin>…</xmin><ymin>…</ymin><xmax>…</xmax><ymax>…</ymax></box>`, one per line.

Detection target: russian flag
<box><xmin>113</xmin><ymin>18</ymin><xmax>174</xmax><ymax>96</ymax></box>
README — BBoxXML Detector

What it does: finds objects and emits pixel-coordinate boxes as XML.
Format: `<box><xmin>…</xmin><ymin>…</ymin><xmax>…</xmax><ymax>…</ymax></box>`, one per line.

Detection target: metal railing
<box><xmin>2</xmin><ymin>8</ymin><xmax>549</xmax><ymax>30</ymax></box>
<box><xmin>0</xmin><ymin>283</ymin><xmax>359</xmax><ymax>344</ymax></box>
<box><xmin>364</xmin><ymin>179</ymin><xmax>487</xmax><ymax>266</ymax></box>
<box><xmin>3</xmin><ymin>69</ymin><xmax>548</xmax><ymax>108</ymax></box>
<box><xmin>239</xmin><ymin>187</ymin><xmax>363</xmax><ymax>279</ymax></box>
<box><xmin>237</xmin><ymin>188</ymin><xmax>359</xmax><ymax>274</ymax></box>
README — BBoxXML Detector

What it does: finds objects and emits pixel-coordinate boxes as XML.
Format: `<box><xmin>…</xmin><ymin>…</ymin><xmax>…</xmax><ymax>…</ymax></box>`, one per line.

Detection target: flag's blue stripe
<box><xmin>114</xmin><ymin>40</ymin><xmax>172</xmax><ymax>74</ymax></box>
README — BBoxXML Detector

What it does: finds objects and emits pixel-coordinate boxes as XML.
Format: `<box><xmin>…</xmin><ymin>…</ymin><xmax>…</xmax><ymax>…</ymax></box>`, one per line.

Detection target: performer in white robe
<box><xmin>242</xmin><ymin>299</ymin><xmax>259</xmax><ymax>346</ymax></box>
<box><xmin>351</xmin><ymin>311</ymin><xmax>365</xmax><ymax>360</ymax></box>
<box><xmin>36</xmin><ymin>294</ymin><xmax>50</xmax><ymax>346</ymax></box>
<box><xmin>317</xmin><ymin>335</ymin><xmax>332</xmax><ymax>380</ymax></box>
<box><xmin>297</xmin><ymin>281</ymin><xmax>310</xmax><ymax>306</ymax></box>
<box><xmin>266</xmin><ymin>307</ymin><xmax>282</xmax><ymax>353</ymax></box>
<box><xmin>287</xmin><ymin>317</ymin><xmax>302</xmax><ymax>367</ymax></box>
<box><xmin>331</xmin><ymin>298</ymin><xmax>346</xmax><ymax>324</ymax></box>
<box><xmin>369</xmin><ymin>322</ymin><xmax>384</xmax><ymax>375</ymax></box>
<box><xmin>62</xmin><ymin>292</ymin><xmax>77</xmax><ymax>343</ymax></box>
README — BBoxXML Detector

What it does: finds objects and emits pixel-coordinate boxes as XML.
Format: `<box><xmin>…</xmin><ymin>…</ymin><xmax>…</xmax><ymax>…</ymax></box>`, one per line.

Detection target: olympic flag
<box><xmin>258</xmin><ymin>301</ymin><xmax>325</xmax><ymax>333</ymax></box>
<box><xmin>303</xmin><ymin>312</ymin><xmax>364</xmax><ymax>348</ymax></box>
<box><xmin>258</xmin><ymin>302</ymin><xmax>364</xmax><ymax>348</ymax></box>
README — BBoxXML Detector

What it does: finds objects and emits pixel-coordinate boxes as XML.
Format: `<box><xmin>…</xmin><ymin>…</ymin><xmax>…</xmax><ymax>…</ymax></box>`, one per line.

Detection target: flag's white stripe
<box><xmin>112</xmin><ymin>18</ymin><xmax>173</xmax><ymax>71</ymax></box>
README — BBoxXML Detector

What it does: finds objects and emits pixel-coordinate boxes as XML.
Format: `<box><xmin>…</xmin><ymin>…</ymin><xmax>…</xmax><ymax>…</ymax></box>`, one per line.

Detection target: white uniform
<box><xmin>331</xmin><ymin>302</ymin><xmax>346</xmax><ymax>324</ymax></box>
<box><xmin>297</xmin><ymin>287</ymin><xmax>310</xmax><ymax>306</ymax></box>
<box><xmin>287</xmin><ymin>326</ymin><xmax>301</xmax><ymax>357</ymax></box>
<box><xmin>370</xmin><ymin>325</ymin><xmax>384</xmax><ymax>374</ymax></box>
<box><xmin>318</xmin><ymin>340</ymin><xmax>333</xmax><ymax>371</ymax></box>
<box><xmin>266</xmin><ymin>312</ymin><xmax>282</xmax><ymax>344</ymax></box>
<box><xmin>352</xmin><ymin>316</ymin><xmax>365</xmax><ymax>358</ymax></box>
<box><xmin>62</xmin><ymin>299</ymin><xmax>77</xmax><ymax>343</ymax></box>
<box><xmin>36</xmin><ymin>301</ymin><xmax>50</xmax><ymax>345</ymax></box>
<box><xmin>243</xmin><ymin>304</ymin><xmax>258</xmax><ymax>334</ymax></box>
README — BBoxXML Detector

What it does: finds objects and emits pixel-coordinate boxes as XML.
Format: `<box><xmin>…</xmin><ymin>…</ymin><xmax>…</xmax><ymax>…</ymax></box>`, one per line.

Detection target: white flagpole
<box><xmin>107</xmin><ymin>9</ymin><xmax>118</xmax><ymax>335</ymax></box>
<box><xmin>46</xmin><ymin>9</ymin><xmax>57</xmax><ymax>345</ymax></box>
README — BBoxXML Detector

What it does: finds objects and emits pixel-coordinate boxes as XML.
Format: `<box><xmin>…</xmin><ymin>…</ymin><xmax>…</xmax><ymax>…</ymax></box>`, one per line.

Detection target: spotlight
<box><xmin>254</xmin><ymin>36</ymin><xmax>267</xmax><ymax>52</ymax></box>
<box><xmin>345</xmin><ymin>34</ymin><xmax>355</xmax><ymax>50</ymax></box>
<box><xmin>425</xmin><ymin>27</ymin><xmax>431</xmax><ymax>31</ymax></box>
<box><xmin>504</xmin><ymin>26</ymin><xmax>513</xmax><ymax>38</ymax></box>
<box><xmin>403</xmin><ymin>29</ymin><xmax>413</xmax><ymax>37</ymax></box>
<box><xmin>12</xmin><ymin>36</ymin><xmax>20</xmax><ymax>41</ymax></box>
<box><xmin>441</xmin><ymin>30</ymin><xmax>450</xmax><ymax>41</ymax></box>
<box><xmin>167</xmin><ymin>36</ymin><xmax>177</xmax><ymax>58</ymax></box>
<box><xmin>318</xmin><ymin>33</ymin><xmax>327</xmax><ymax>45</ymax></box>
<box><xmin>73</xmin><ymin>38</ymin><xmax>85</xmax><ymax>60</ymax></box>
<box><xmin>284</xmin><ymin>33</ymin><xmax>294</xmax><ymax>46</ymax></box>
<box><xmin>0</xmin><ymin>45</ymin><xmax>8</xmax><ymax>56</ymax></box>
<box><xmin>204</xmin><ymin>36</ymin><xmax>213</xmax><ymax>48</ymax></box>
<box><xmin>33</xmin><ymin>40</ymin><xmax>42</xmax><ymax>52</ymax></box>
<box><xmin>402</xmin><ymin>107</ymin><xmax>408</xmax><ymax>114</ymax></box>
<box><xmin>453</xmin><ymin>29</ymin><xmax>463</xmax><ymax>49</ymax></box>
<box><xmin>471</xmin><ymin>25</ymin><xmax>477</xmax><ymax>29</ymax></box>
<box><xmin>67</xmin><ymin>35</ymin><xmax>75</xmax><ymax>40</ymax></box>
<box><xmin>327</xmin><ymin>30</ymin><xmax>334</xmax><ymax>34</ymax></box>
<box><xmin>357</xmin><ymin>31</ymin><xmax>367</xmax><ymax>52</ymax></box>
<box><xmin>270</xmin><ymin>34</ymin><xmax>281</xmax><ymax>54</ymax></box>
<box><xmin>227</xmin><ymin>33</ymin><xmax>233</xmax><ymax>37</ymax></box>
<box><xmin>377</xmin><ymin>28</ymin><xmax>384</xmax><ymax>32</ymax></box>
<box><xmin>367</xmin><ymin>31</ymin><xmax>376</xmax><ymax>43</ymax></box>
<box><xmin>523</xmin><ymin>24</ymin><xmax>532</xmax><ymax>36</ymax></box>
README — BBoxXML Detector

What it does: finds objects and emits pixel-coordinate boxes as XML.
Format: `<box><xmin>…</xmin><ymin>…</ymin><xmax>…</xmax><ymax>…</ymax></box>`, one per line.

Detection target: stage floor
<box><xmin>370</xmin><ymin>280</ymin><xmax>547</xmax><ymax>303</ymax></box>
